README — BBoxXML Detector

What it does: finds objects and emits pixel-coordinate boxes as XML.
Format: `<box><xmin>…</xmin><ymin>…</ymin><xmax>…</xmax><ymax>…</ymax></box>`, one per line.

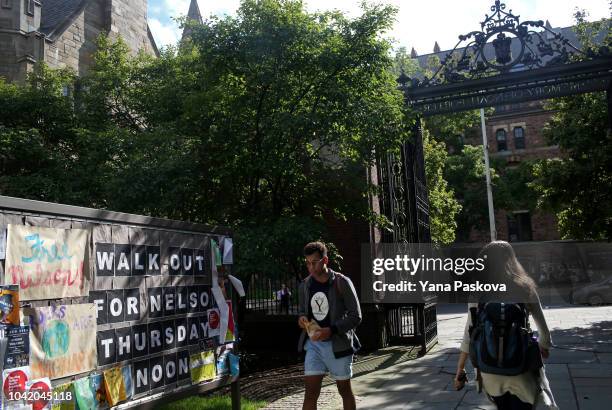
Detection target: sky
<box><xmin>148</xmin><ymin>0</ymin><xmax>611</xmax><ymax>54</ymax></box>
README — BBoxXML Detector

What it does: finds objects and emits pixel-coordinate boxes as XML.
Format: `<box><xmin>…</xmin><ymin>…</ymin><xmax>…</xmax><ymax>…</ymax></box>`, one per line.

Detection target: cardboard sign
<box><xmin>4</xmin><ymin>225</ymin><xmax>90</xmax><ymax>300</ymax></box>
<box><xmin>25</xmin><ymin>304</ymin><xmax>97</xmax><ymax>379</ymax></box>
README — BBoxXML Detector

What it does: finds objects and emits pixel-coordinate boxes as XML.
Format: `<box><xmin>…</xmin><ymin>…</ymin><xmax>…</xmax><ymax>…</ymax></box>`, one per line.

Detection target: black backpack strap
<box><xmin>469</xmin><ymin>306</ymin><xmax>478</xmax><ymax>332</ymax></box>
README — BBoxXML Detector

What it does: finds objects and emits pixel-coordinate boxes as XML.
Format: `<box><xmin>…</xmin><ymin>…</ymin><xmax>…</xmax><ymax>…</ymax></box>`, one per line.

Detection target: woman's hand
<box><xmin>540</xmin><ymin>346</ymin><xmax>550</xmax><ymax>359</ymax></box>
<box><xmin>454</xmin><ymin>369</ymin><xmax>467</xmax><ymax>391</ymax></box>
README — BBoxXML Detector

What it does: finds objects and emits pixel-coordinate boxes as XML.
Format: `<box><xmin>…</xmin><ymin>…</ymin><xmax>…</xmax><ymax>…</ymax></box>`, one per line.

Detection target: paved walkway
<box><xmin>264</xmin><ymin>303</ymin><xmax>612</xmax><ymax>409</ymax></box>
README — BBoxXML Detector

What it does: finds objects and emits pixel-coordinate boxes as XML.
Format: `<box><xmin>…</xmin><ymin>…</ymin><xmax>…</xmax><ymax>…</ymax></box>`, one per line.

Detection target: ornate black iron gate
<box><xmin>375</xmin><ymin>0</ymin><xmax>611</xmax><ymax>354</ymax></box>
<box><xmin>376</xmin><ymin>120</ymin><xmax>438</xmax><ymax>354</ymax></box>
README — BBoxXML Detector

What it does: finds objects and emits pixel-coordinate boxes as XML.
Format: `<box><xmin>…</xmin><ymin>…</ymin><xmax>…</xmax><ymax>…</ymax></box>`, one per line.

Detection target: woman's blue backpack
<box><xmin>469</xmin><ymin>302</ymin><xmax>542</xmax><ymax>376</ymax></box>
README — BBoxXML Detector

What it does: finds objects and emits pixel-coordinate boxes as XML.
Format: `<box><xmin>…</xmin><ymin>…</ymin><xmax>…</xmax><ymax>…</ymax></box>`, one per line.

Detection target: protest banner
<box><xmin>4</xmin><ymin>225</ymin><xmax>90</xmax><ymax>300</ymax></box>
<box><xmin>24</xmin><ymin>304</ymin><xmax>97</xmax><ymax>379</ymax></box>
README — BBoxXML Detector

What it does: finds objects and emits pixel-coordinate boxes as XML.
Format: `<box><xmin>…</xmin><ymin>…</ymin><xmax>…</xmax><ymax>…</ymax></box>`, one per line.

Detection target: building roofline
<box><xmin>41</xmin><ymin>0</ymin><xmax>89</xmax><ymax>42</ymax></box>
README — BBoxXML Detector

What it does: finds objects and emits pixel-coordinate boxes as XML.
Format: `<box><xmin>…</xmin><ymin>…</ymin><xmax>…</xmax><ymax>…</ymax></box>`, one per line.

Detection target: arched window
<box><xmin>496</xmin><ymin>129</ymin><xmax>507</xmax><ymax>151</ymax></box>
<box><xmin>514</xmin><ymin>126</ymin><xmax>525</xmax><ymax>149</ymax></box>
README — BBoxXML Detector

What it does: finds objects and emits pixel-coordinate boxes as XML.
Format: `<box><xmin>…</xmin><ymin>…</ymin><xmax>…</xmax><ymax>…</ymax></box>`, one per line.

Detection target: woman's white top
<box><xmin>460</xmin><ymin>296</ymin><xmax>553</xmax><ymax>405</ymax></box>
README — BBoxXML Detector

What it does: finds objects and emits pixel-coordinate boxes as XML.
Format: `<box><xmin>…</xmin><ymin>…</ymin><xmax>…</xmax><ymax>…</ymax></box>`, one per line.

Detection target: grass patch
<box><xmin>158</xmin><ymin>395</ymin><xmax>267</xmax><ymax>410</ymax></box>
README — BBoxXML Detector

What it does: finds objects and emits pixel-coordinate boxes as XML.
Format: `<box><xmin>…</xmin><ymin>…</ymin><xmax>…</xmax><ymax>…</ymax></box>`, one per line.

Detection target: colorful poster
<box><xmin>190</xmin><ymin>351</ymin><xmax>216</xmax><ymax>384</ymax></box>
<box><xmin>90</xmin><ymin>373</ymin><xmax>109</xmax><ymax>409</ymax></box>
<box><xmin>0</xmin><ymin>285</ymin><xmax>19</xmax><ymax>325</ymax></box>
<box><xmin>26</xmin><ymin>377</ymin><xmax>52</xmax><ymax>410</ymax></box>
<box><xmin>50</xmin><ymin>382</ymin><xmax>75</xmax><ymax>410</ymax></box>
<box><xmin>73</xmin><ymin>376</ymin><xmax>96</xmax><ymax>410</ymax></box>
<box><xmin>211</xmin><ymin>239</ymin><xmax>222</xmax><ymax>267</ymax></box>
<box><xmin>24</xmin><ymin>304</ymin><xmax>97</xmax><ymax>379</ymax></box>
<box><xmin>225</xmin><ymin>301</ymin><xmax>236</xmax><ymax>342</ymax></box>
<box><xmin>4</xmin><ymin>225</ymin><xmax>90</xmax><ymax>300</ymax></box>
<box><xmin>2</xmin><ymin>325</ymin><xmax>30</xmax><ymax>369</ymax></box>
<box><xmin>207</xmin><ymin>308</ymin><xmax>221</xmax><ymax>337</ymax></box>
<box><xmin>2</xmin><ymin>366</ymin><xmax>31</xmax><ymax>407</ymax></box>
<box><xmin>103</xmin><ymin>365</ymin><xmax>132</xmax><ymax>406</ymax></box>
<box><xmin>216</xmin><ymin>348</ymin><xmax>230</xmax><ymax>376</ymax></box>
<box><xmin>222</xmin><ymin>238</ymin><xmax>233</xmax><ymax>264</ymax></box>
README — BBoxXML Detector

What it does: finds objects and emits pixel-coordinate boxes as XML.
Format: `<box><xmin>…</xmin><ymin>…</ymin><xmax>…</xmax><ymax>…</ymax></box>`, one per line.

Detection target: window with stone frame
<box><xmin>507</xmin><ymin>211</ymin><xmax>532</xmax><ymax>242</ymax></box>
<box><xmin>24</xmin><ymin>0</ymin><xmax>33</xmax><ymax>15</ymax></box>
<box><xmin>496</xmin><ymin>129</ymin><xmax>507</xmax><ymax>152</ymax></box>
<box><xmin>513</xmin><ymin>126</ymin><xmax>525</xmax><ymax>149</ymax></box>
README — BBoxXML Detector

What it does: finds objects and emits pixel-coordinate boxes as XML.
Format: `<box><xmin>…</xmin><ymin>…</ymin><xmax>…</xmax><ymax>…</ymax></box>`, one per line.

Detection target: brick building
<box><xmin>478</xmin><ymin>100</ymin><xmax>561</xmax><ymax>242</ymax></box>
<box><xmin>0</xmin><ymin>0</ymin><xmax>159</xmax><ymax>83</ymax></box>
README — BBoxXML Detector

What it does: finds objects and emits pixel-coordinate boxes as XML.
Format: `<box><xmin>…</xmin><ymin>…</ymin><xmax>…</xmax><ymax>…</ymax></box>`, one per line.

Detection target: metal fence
<box><xmin>245</xmin><ymin>272</ymin><xmax>301</xmax><ymax>315</ymax></box>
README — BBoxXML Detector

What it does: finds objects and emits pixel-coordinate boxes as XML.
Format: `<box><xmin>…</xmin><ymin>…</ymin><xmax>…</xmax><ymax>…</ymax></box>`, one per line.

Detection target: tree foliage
<box><xmin>1</xmin><ymin>0</ymin><xmax>416</xmax><ymax>278</ymax></box>
<box><xmin>422</xmin><ymin>128</ymin><xmax>461</xmax><ymax>244</ymax></box>
<box><xmin>529</xmin><ymin>10</ymin><xmax>612</xmax><ymax>240</ymax></box>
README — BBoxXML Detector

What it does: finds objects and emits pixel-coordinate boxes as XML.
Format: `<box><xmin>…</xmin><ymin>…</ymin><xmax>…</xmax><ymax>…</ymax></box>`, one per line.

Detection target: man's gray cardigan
<box><xmin>297</xmin><ymin>269</ymin><xmax>362</xmax><ymax>358</ymax></box>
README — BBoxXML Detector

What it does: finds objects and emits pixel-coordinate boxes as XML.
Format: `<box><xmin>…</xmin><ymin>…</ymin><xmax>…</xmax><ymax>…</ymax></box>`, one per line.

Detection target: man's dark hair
<box><xmin>304</xmin><ymin>241</ymin><xmax>328</xmax><ymax>258</ymax></box>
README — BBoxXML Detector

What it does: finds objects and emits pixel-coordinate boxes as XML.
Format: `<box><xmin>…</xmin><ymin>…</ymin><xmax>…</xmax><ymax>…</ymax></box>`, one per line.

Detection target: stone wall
<box><xmin>44</xmin><ymin>0</ymin><xmax>106</xmax><ymax>76</ymax></box>
<box><xmin>106</xmin><ymin>0</ymin><xmax>156</xmax><ymax>56</ymax></box>
<box><xmin>1</xmin><ymin>0</ymin><xmax>157</xmax><ymax>82</ymax></box>
<box><xmin>0</xmin><ymin>0</ymin><xmax>42</xmax><ymax>82</ymax></box>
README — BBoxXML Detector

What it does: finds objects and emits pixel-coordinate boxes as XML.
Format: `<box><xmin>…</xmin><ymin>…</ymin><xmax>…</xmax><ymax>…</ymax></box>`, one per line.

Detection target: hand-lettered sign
<box><xmin>24</xmin><ymin>304</ymin><xmax>97</xmax><ymax>380</ymax></box>
<box><xmin>4</xmin><ymin>225</ymin><xmax>90</xmax><ymax>300</ymax></box>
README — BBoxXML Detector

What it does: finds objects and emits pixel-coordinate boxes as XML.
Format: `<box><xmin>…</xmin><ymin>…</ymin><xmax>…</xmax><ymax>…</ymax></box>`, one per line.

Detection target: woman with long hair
<box><xmin>454</xmin><ymin>241</ymin><xmax>557</xmax><ymax>410</ymax></box>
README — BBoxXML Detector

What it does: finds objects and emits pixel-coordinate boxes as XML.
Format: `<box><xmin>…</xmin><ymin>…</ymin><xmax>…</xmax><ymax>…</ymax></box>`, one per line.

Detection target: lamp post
<box><xmin>480</xmin><ymin>108</ymin><xmax>497</xmax><ymax>241</ymax></box>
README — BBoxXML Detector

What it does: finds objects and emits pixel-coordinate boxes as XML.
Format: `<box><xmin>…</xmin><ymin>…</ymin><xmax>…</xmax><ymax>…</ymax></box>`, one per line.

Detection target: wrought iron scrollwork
<box><xmin>406</xmin><ymin>1</ymin><xmax>592</xmax><ymax>88</ymax></box>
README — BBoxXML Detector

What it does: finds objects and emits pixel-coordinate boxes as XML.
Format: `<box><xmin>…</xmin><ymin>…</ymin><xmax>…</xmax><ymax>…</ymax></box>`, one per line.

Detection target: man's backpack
<box><xmin>469</xmin><ymin>302</ymin><xmax>542</xmax><ymax>376</ymax></box>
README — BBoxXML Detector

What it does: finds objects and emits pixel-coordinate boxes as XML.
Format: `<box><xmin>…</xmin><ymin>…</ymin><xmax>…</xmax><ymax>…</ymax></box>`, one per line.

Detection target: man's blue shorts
<box><xmin>304</xmin><ymin>339</ymin><xmax>353</xmax><ymax>380</ymax></box>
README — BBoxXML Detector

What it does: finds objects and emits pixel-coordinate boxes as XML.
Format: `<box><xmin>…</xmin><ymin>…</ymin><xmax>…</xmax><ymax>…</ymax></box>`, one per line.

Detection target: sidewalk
<box><xmin>264</xmin><ymin>304</ymin><xmax>612</xmax><ymax>409</ymax></box>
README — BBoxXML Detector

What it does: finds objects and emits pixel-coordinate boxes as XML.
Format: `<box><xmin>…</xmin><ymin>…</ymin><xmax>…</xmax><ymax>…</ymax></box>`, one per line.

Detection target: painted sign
<box><xmin>4</xmin><ymin>225</ymin><xmax>90</xmax><ymax>300</ymax></box>
<box><xmin>25</xmin><ymin>304</ymin><xmax>97</xmax><ymax>380</ymax></box>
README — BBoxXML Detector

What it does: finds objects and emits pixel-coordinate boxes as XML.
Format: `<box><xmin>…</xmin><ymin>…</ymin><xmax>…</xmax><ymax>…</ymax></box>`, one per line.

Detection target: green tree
<box><xmin>1</xmin><ymin>0</ymin><xmax>412</xmax><ymax>280</ymax></box>
<box><xmin>531</xmin><ymin>91</ymin><xmax>611</xmax><ymax>240</ymax></box>
<box><xmin>422</xmin><ymin>128</ymin><xmax>461</xmax><ymax>244</ymax></box>
<box><xmin>530</xmin><ymin>10</ymin><xmax>612</xmax><ymax>240</ymax></box>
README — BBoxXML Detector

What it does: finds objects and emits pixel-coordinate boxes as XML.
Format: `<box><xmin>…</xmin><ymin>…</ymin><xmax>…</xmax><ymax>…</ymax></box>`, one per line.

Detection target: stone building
<box><xmin>413</xmin><ymin>24</ymin><xmax>581</xmax><ymax>242</ymax></box>
<box><xmin>0</xmin><ymin>0</ymin><xmax>159</xmax><ymax>83</ymax></box>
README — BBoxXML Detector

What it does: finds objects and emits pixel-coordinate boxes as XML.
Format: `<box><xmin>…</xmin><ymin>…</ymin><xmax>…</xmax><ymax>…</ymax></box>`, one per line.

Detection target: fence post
<box><xmin>231</xmin><ymin>379</ymin><xmax>241</xmax><ymax>410</ymax></box>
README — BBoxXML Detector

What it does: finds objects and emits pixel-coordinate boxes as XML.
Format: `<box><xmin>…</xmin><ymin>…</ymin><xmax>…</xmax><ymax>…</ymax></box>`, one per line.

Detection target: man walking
<box><xmin>298</xmin><ymin>241</ymin><xmax>362</xmax><ymax>410</ymax></box>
